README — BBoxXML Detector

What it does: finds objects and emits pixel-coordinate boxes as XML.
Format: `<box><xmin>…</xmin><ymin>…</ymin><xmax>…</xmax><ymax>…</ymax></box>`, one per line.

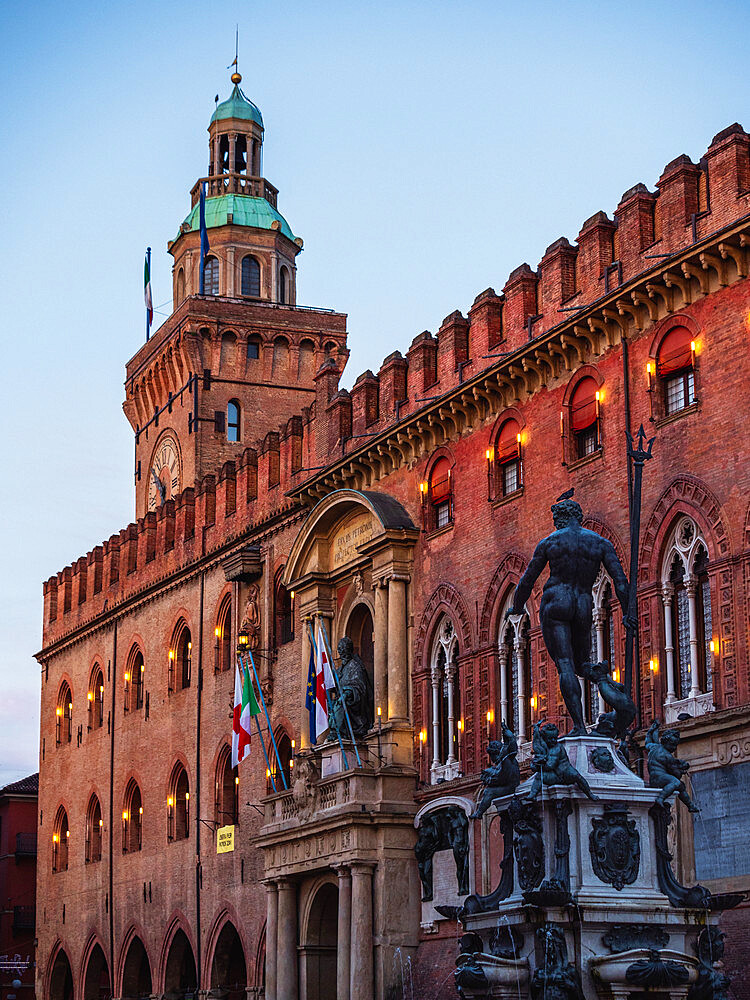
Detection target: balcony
<box><xmin>14</xmin><ymin>833</ymin><xmax>37</xmax><ymax>858</ymax></box>
<box><xmin>664</xmin><ymin>690</ymin><xmax>715</xmax><ymax>725</ymax></box>
<box><xmin>12</xmin><ymin>906</ymin><xmax>35</xmax><ymax>932</ymax></box>
<box><xmin>189</xmin><ymin>173</ymin><xmax>278</xmax><ymax>208</ymax></box>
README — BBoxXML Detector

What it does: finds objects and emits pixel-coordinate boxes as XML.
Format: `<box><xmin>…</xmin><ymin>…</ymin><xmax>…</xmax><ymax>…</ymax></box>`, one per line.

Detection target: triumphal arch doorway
<box><xmin>254</xmin><ymin>490</ymin><xmax>422</xmax><ymax>1000</ymax></box>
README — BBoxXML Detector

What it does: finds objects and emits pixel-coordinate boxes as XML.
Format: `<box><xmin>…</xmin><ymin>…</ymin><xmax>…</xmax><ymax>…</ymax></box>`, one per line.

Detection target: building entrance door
<box><xmin>301</xmin><ymin>882</ymin><xmax>338</xmax><ymax>1000</ymax></box>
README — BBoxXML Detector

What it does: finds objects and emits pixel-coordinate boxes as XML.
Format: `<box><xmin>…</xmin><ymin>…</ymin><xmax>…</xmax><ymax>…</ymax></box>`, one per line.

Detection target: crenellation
<box><xmin>238</xmin><ymin>447</ymin><xmax>258</xmax><ymax>502</ymax></box>
<box><xmin>406</xmin><ymin>331</ymin><xmax>438</xmax><ymax>399</ymax></box>
<box><xmin>703</xmin><ymin>123</ymin><xmax>750</xmax><ymax>229</ymax></box>
<box><xmin>196</xmin><ymin>474</ymin><xmax>216</xmax><ymax>534</ymax></box>
<box><xmin>217</xmin><ymin>460</ymin><xmax>237</xmax><ymax>519</ymax></box>
<box><xmin>538</xmin><ymin>237</ymin><xmax>579</xmax><ymax>332</ymax></box>
<box><xmin>280</xmin><ymin>415</ymin><xmax>303</xmax><ymax>482</ymax></box>
<box><xmin>260</xmin><ymin>432</ymin><xmax>280</xmax><ymax>489</ymax></box>
<box><xmin>576</xmin><ymin>211</ymin><xmax>615</xmax><ymax>298</ymax></box>
<box><xmin>158</xmin><ymin>498</ymin><xmax>176</xmax><ymax>553</ymax></box>
<box><xmin>377</xmin><ymin>351</ymin><xmax>408</xmax><ymax>423</ymax></box>
<box><xmin>436</xmin><ymin>310</ymin><xmax>470</xmax><ymax>383</ymax></box>
<box><xmin>467</xmin><ymin>287</ymin><xmax>504</xmax><ymax>355</ymax></box>
<box><xmin>614</xmin><ymin>182</ymin><xmax>657</xmax><ymax>278</ymax></box>
<box><xmin>502</xmin><ymin>262</ymin><xmax>539</xmax><ymax>347</ymax></box>
<box><xmin>74</xmin><ymin>556</ymin><xmax>87</xmax><ymax>606</ymax></box>
<box><xmin>138</xmin><ymin>511</ymin><xmax>157</xmax><ymax>565</ymax></box>
<box><xmin>326</xmin><ymin>389</ymin><xmax>352</xmax><ymax>454</ymax></box>
<box><xmin>89</xmin><ymin>546</ymin><xmax>103</xmax><ymax>595</ymax></box>
<box><xmin>655</xmin><ymin>154</ymin><xmax>701</xmax><ymax>252</ymax></box>
<box><xmin>350</xmin><ymin>370</ymin><xmax>380</xmax><ymax>435</ymax></box>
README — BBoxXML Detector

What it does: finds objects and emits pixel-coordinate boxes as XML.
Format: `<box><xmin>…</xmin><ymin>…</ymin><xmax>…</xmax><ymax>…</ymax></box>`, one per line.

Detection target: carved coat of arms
<box><xmin>589</xmin><ymin>803</ymin><xmax>640</xmax><ymax>891</ymax></box>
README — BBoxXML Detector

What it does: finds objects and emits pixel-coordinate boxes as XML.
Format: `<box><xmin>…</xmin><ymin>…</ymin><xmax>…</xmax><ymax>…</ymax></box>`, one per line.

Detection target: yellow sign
<box><xmin>217</xmin><ymin>824</ymin><xmax>235</xmax><ymax>854</ymax></box>
<box><xmin>332</xmin><ymin>514</ymin><xmax>373</xmax><ymax>568</ymax></box>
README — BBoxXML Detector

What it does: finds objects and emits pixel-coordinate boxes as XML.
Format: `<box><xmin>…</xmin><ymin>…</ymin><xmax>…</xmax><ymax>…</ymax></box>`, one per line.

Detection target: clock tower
<box><xmin>123</xmin><ymin>71</ymin><xmax>348</xmax><ymax>518</ymax></box>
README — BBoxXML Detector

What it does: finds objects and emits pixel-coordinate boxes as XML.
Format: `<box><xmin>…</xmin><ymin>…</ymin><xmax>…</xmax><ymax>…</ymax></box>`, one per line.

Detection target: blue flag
<box><xmin>199</xmin><ymin>183</ymin><xmax>210</xmax><ymax>294</ymax></box>
<box><xmin>305</xmin><ymin>645</ymin><xmax>316</xmax><ymax>745</ymax></box>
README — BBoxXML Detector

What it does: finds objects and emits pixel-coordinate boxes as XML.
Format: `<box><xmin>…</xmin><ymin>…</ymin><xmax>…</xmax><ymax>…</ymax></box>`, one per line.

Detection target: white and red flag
<box><xmin>314</xmin><ymin>623</ymin><xmax>335</xmax><ymax>738</ymax></box>
<box><xmin>232</xmin><ymin>660</ymin><xmax>259</xmax><ymax>767</ymax></box>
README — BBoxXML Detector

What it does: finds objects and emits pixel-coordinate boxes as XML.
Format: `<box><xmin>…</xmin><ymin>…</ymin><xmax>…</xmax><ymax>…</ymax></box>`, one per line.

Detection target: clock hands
<box><xmin>151</xmin><ymin>467</ymin><xmax>167</xmax><ymax>505</ymax></box>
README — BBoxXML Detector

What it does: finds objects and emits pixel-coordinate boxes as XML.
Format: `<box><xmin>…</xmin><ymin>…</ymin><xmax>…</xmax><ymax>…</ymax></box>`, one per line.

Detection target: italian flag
<box><xmin>232</xmin><ymin>661</ymin><xmax>260</xmax><ymax>767</ymax></box>
<box><xmin>144</xmin><ymin>251</ymin><xmax>153</xmax><ymax>325</ymax></box>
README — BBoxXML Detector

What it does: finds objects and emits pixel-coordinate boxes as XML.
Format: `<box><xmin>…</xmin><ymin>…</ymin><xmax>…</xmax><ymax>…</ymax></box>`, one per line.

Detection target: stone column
<box><xmin>263</xmin><ymin>881</ymin><xmax>278</xmax><ymax>1000</ymax></box>
<box><xmin>593</xmin><ymin>609</ymin><xmax>606</xmax><ymax>715</ymax></box>
<box><xmin>229</xmin><ymin>133</ymin><xmax>237</xmax><ymax>177</ymax></box>
<box><xmin>335</xmin><ymin>866</ymin><xmax>352</xmax><ymax>1000</ymax></box>
<box><xmin>445</xmin><ymin>659</ymin><xmax>456</xmax><ymax>765</ymax></box>
<box><xmin>226</xmin><ymin>247</ymin><xmax>235</xmax><ymax>297</ymax></box>
<box><xmin>276</xmin><ymin>879</ymin><xmax>298</xmax><ymax>1000</ymax></box>
<box><xmin>373</xmin><ymin>582</ymin><xmax>388</xmax><ymax>718</ymax></box>
<box><xmin>430</xmin><ymin>664</ymin><xmax>440</xmax><ymax>773</ymax></box>
<box><xmin>686</xmin><ymin>577</ymin><xmax>701</xmax><ymax>698</ymax></box>
<box><xmin>662</xmin><ymin>585</ymin><xmax>676</xmax><ymax>702</ymax></box>
<box><xmin>498</xmin><ymin>645</ymin><xmax>509</xmax><ymax>724</ymax></box>
<box><xmin>386</xmin><ymin>575</ymin><xmax>408</xmax><ymax>720</ymax></box>
<box><xmin>514</xmin><ymin>638</ymin><xmax>526</xmax><ymax>743</ymax></box>
<box><xmin>271</xmin><ymin>251</ymin><xmax>279</xmax><ymax>302</ymax></box>
<box><xmin>349</xmin><ymin>863</ymin><xmax>374</xmax><ymax>1000</ymax></box>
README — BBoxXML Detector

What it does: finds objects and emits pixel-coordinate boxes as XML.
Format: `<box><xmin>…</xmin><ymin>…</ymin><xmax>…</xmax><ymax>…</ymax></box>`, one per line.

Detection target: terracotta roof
<box><xmin>0</xmin><ymin>773</ymin><xmax>39</xmax><ymax>796</ymax></box>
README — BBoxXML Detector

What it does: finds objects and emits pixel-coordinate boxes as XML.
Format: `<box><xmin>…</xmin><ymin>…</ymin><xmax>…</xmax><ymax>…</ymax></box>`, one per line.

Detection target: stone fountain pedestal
<box><xmin>458</xmin><ymin>734</ymin><xmax>722</xmax><ymax>999</ymax></box>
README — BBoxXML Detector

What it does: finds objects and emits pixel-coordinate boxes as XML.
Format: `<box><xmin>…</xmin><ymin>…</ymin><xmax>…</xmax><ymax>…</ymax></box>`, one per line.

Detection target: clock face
<box><xmin>148</xmin><ymin>434</ymin><xmax>181</xmax><ymax>511</ymax></box>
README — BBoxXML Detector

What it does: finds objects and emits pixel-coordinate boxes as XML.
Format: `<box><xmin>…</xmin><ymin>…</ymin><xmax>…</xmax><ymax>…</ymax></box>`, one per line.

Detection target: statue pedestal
<box><xmin>458</xmin><ymin>734</ymin><xmax>721</xmax><ymax>999</ymax></box>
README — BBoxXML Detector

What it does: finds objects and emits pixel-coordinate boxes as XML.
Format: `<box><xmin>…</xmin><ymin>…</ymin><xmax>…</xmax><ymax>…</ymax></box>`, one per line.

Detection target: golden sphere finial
<box><xmin>231</xmin><ymin>71</ymin><xmax>242</xmax><ymax>85</ymax></box>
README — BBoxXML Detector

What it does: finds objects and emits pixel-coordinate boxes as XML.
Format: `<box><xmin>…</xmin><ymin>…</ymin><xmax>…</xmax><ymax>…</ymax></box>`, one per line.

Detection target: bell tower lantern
<box><xmin>169</xmin><ymin>71</ymin><xmax>303</xmax><ymax>306</ymax></box>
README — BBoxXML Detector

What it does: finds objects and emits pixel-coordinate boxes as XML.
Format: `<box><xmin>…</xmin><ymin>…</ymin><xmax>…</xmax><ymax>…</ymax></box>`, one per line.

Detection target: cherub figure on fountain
<box><xmin>645</xmin><ymin>720</ymin><xmax>700</xmax><ymax>812</ymax></box>
<box><xmin>470</xmin><ymin>720</ymin><xmax>521</xmax><ymax>820</ymax></box>
<box><xmin>526</xmin><ymin>721</ymin><xmax>598</xmax><ymax>801</ymax></box>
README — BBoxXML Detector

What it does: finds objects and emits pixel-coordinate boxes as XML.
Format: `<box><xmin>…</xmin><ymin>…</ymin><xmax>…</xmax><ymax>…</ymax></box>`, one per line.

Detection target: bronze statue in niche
<box><xmin>328</xmin><ymin>636</ymin><xmax>374</xmax><ymax>740</ymax></box>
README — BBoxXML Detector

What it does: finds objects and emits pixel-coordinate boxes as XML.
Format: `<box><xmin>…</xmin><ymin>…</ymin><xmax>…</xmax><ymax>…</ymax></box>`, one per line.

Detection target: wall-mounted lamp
<box><xmin>649</xmin><ymin>658</ymin><xmax>658</xmax><ymax>674</ymax></box>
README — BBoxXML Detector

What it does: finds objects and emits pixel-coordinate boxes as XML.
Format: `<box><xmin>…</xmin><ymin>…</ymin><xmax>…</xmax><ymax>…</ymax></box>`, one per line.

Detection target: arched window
<box><xmin>298</xmin><ymin>338</ymin><xmax>315</xmax><ymax>380</ymax></box>
<box><xmin>56</xmin><ymin>682</ymin><xmax>72</xmax><ymax>745</ymax></box>
<box><xmin>52</xmin><ymin>807</ymin><xmax>69</xmax><ymax>872</ymax></box>
<box><xmin>203</xmin><ymin>256</ymin><xmax>219</xmax><ymax>296</ymax></box>
<box><xmin>569</xmin><ymin>377</ymin><xmax>601</xmax><ymax>459</ymax></box>
<box><xmin>423</xmin><ymin>456</ymin><xmax>453</xmax><ymax>532</ymax></box>
<box><xmin>589</xmin><ymin>571</ymin><xmax>620</xmax><ymax>724</ymax></box>
<box><xmin>125</xmin><ymin>648</ymin><xmax>144</xmax><ymax>713</ymax></box>
<box><xmin>215</xmin><ymin>746</ymin><xmax>239</xmax><ymax>826</ymax></box>
<box><xmin>169</xmin><ymin>622</ymin><xmax>192</xmax><ymax>693</ymax></box>
<box><xmin>279</xmin><ymin>266</ymin><xmax>290</xmax><ymax>304</ymax></box>
<box><xmin>661</xmin><ymin>517</ymin><xmax>714</xmax><ymax>712</ymax></box>
<box><xmin>227</xmin><ymin>400</ymin><xmax>241</xmax><ymax>443</ymax></box>
<box><xmin>429</xmin><ymin>617</ymin><xmax>461</xmax><ymax>782</ymax></box>
<box><xmin>324</xmin><ymin>341</ymin><xmax>337</xmax><ymax>358</ymax></box>
<box><xmin>274</xmin><ymin>571</ymin><xmax>294</xmax><ymax>645</ymax></box>
<box><xmin>241</xmin><ymin>256</ymin><xmax>261</xmax><ymax>298</ymax></box>
<box><xmin>215</xmin><ymin>597</ymin><xmax>232</xmax><ymax>673</ymax></box>
<box><xmin>168</xmin><ymin>765</ymin><xmax>190</xmax><ymax>842</ymax></box>
<box><xmin>88</xmin><ymin>666</ymin><xmax>104</xmax><ymax>731</ymax></box>
<box><xmin>267</xmin><ymin>730</ymin><xmax>292</xmax><ymax>793</ymax></box>
<box><xmin>246</xmin><ymin>335</ymin><xmax>261</xmax><ymax>361</ymax></box>
<box><xmin>220</xmin><ymin>332</ymin><xmax>236</xmax><ymax>371</ymax></box>
<box><xmin>656</xmin><ymin>326</ymin><xmax>695</xmax><ymax>414</ymax></box>
<box><xmin>122</xmin><ymin>780</ymin><xmax>142</xmax><ymax>853</ymax></box>
<box><xmin>272</xmin><ymin>336</ymin><xmax>289</xmax><ymax>377</ymax></box>
<box><xmin>497</xmin><ymin>594</ymin><xmax>533</xmax><ymax>742</ymax></box>
<box><xmin>176</xmin><ymin>268</ymin><xmax>185</xmax><ymax>306</ymax></box>
<box><xmin>493</xmin><ymin>418</ymin><xmax>522</xmax><ymax>497</ymax></box>
<box><xmin>85</xmin><ymin>795</ymin><xmax>102</xmax><ymax>863</ymax></box>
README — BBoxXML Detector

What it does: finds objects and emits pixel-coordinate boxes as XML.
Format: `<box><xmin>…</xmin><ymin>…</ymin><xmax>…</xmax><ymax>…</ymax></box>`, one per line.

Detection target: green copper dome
<box><xmin>180</xmin><ymin>194</ymin><xmax>296</xmax><ymax>241</ymax></box>
<box><xmin>211</xmin><ymin>84</ymin><xmax>263</xmax><ymax>127</ymax></box>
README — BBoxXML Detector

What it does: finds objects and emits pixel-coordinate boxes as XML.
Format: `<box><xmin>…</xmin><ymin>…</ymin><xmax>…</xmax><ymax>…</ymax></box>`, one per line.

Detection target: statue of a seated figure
<box><xmin>327</xmin><ymin>636</ymin><xmax>374</xmax><ymax>740</ymax></box>
<box><xmin>470</xmin><ymin>721</ymin><xmax>521</xmax><ymax>819</ymax></box>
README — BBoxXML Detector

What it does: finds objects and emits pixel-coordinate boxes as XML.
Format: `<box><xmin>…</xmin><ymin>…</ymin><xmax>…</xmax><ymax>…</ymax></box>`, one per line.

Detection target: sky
<box><xmin>1</xmin><ymin>0</ymin><xmax>748</xmax><ymax>784</ymax></box>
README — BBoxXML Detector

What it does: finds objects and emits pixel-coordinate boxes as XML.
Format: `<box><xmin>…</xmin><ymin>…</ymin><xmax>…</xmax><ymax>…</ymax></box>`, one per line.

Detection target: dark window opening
<box><xmin>227</xmin><ymin>400</ymin><xmax>241</xmax><ymax>443</ymax></box>
<box><xmin>241</xmin><ymin>256</ymin><xmax>261</xmax><ymax>298</ymax></box>
<box><xmin>203</xmin><ymin>256</ymin><xmax>219</xmax><ymax>296</ymax></box>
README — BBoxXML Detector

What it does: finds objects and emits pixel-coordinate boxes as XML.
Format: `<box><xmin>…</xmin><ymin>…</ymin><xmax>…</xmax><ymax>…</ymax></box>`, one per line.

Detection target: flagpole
<box><xmin>145</xmin><ymin>247</ymin><xmax>152</xmax><ymax>342</ymax></box>
<box><xmin>306</xmin><ymin>620</ymin><xmax>349</xmax><ymax>771</ymax></box>
<box><xmin>244</xmin><ymin>650</ymin><xmax>289</xmax><ymax>790</ymax></box>
<box><xmin>318</xmin><ymin>619</ymin><xmax>363</xmax><ymax>768</ymax></box>
<box><xmin>237</xmin><ymin>658</ymin><xmax>277</xmax><ymax>792</ymax></box>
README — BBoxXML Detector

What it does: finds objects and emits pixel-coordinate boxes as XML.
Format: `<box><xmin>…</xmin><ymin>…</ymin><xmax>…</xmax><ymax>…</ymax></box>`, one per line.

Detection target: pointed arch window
<box><xmin>657</xmin><ymin>326</ymin><xmax>695</xmax><ymax>415</ymax></box>
<box><xmin>125</xmin><ymin>648</ymin><xmax>144</xmax><ymax>713</ymax></box>
<box><xmin>122</xmin><ymin>781</ymin><xmax>142</xmax><ymax>853</ymax></box>
<box><xmin>52</xmin><ymin>807</ymin><xmax>69</xmax><ymax>872</ymax></box>
<box><xmin>274</xmin><ymin>570</ymin><xmax>294</xmax><ymax>646</ymax></box>
<box><xmin>167</xmin><ymin>765</ymin><xmax>190</xmax><ymax>842</ymax></box>
<box><xmin>215</xmin><ymin>746</ymin><xmax>239</xmax><ymax>826</ymax></box>
<box><xmin>497</xmin><ymin>596</ymin><xmax>532</xmax><ymax>742</ymax></box>
<box><xmin>215</xmin><ymin>597</ymin><xmax>233</xmax><ymax>673</ymax></box>
<box><xmin>267</xmin><ymin>730</ymin><xmax>293</xmax><ymax>793</ymax></box>
<box><xmin>570</xmin><ymin>377</ymin><xmax>601</xmax><ymax>459</ymax></box>
<box><xmin>203</xmin><ymin>256</ymin><xmax>219</xmax><ymax>296</ymax></box>
<box><xmin>86</xmin><ymin>796</ymin><xmax>103</xmax><ymax>863</ymax></box>
<box><xmin>227</xmin><ymin>400</ymin><xmax>241</xmax><ymax>443</ymax></box>
<box><xmin>88</xmin><ymin>666</ymin><xmax>104</xmax><ymax>730</ymax></box>
<box><xmin>429</xmin><ymin>617</ymin><xmax>461</xmax><ymax>782</ymax></box>
<box><xmin>56</xmin><ymin>682</ymin><xmax>72</xmax><ymax>745</ymax></box>
<box><xmin>241</xmin><ymin>256</ymin><xmax>261</xmax><ymax>298</ymax></box>
<box><xmin>169</xmin><ymin>622</ymin><xmax>192</xmax><ymax>693</ymax></box>
<box><xmin>176</xmin><ymin>268</ymin><xmax>185</xmax><ymax>306</ymax></box>
<box><xmin>660</xmin><ymin>517</ymin><xmax>714</xmax><ymax>713</ymax></box>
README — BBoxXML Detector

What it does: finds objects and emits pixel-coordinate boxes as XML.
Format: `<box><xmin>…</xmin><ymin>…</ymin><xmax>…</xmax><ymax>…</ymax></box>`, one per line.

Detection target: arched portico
<box><xmin>283</xmin><ymin>489</ymin><xmax>419</xmax><ymax>761</ymax></box>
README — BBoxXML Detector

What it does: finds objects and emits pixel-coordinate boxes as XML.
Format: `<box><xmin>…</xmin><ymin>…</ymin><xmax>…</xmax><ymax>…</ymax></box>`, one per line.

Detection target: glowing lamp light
<box><xmin>457</xmin><ymin>718</ymin><xmax>463</xmax><ymax>732</ymax></box>
<box><xmin>169</xmin><ymin>650</ymin><xmax>175</xmax><ymax>661</ymax></box>
<box><xmin>486</xmin><ymin>709</ymin><xmax>494</xmax><ymax>724</ymax></box>
<box><xmin>516</xmin><ymin>432</ymin><xmax>522</xmax><ymax>444</ymax></box>
<box><xmin>167</xmin><ymin>797</ymin><xmax>174</xmax><ymax>808</ymax></box>
<box><xmin>690</xmin><ymin>340</ymin><xmax>696</xmax><ymax>353</ymax></box>
<box><xmin>419</xmin><ymin>729</ymin><xmax>426</xmax><ymax>744</ymax></box>
<box><xmin>485</xmin><ymin>447</ymin><xmax>493</xmax><ymax>461</ymax></box>
<box><xmin>646</xmin><ymin>361</ymin><xmax>654</xmax><ymax>376</ymax></box>
<box><xmin>124</xmin><ymin>671</ymin><xmax>130</xmax><ymax>683</ymax></box>
<box><xmin>419</xmin><ymin>480</ymin><xmax>428</xmax><ymax>495</ymax></box>
<box><xmin>66</xmin><ymin>829</ymin><xmax>70</xmax><ymax>838</ymax></box>
<box><xmin>99</xmin><ymin>685</ymin><xmax>104</xmax><ymax>694</ymax></box>
<box><xmin>68</xmin><ymin>702</ymin><xmax>72</xmax><ymax>710</ymax></box>
<box><xmin>291</xmin><ymin>739</ymin><xmax>296</xmax><ymax>749</ymax></box>
<box><xmin>56</xmin><ymin>707</ymin><xmax>62</xmax><ymax>717</ymax></box>
<box><xmin>139</xmin><ymin>806</ymin><xmax>143</xmax><ymax>815</ymax></box>
<box><xmin>238</xmin><ymin>632</ymin><xmax>249</xmax><ymax>648</ymax></box>
<box><xmin>235</xmin><ymin>776</ymin><xmax>239</xmax><ymax>786</ymax></box>
<box><xmin>122</xmin><ymin>810</ymin><xmax>129</xmax><ymax>822</ymax></box>
<box><xmin>187</xmin><ymin>641</ymin><xmax>192</xmax><ymax>651</ymax></box>
<box><xmin>612</xmin><ymin>668</ymin><xmax>621</xmax><ymax>683</ymax></box>
<box><xmin>185</xmin><ymin>792</ymin><xmax>190</xmax><ymax>801</ymax></box>
<box><xmin>530</xmin><ymin>694</ymin><xmax>538</xmax><ymax>710</ymax></box>
<box><xmin>266</xmin><ymin>768</ymin><xmax>270</xmax><ymax>779</ymax></box>
<box><xmin>140</xmin><ymin>663</ymin><xmax>144</xmax><ymax>673</ymax></box>
<box><xmin>87</xmin><ymin>691</ymin><xmax>94</xmax><ymax>702</ymax></box>
<box><xmin>290</xmin><ymin>758</ymin><xmax>294</xmax><ymax>769</ymax></box>
<box><xmin>53</xmin><ymin>834</ymin><xmax>59</xmax><ymax>843</ymax></box>
<box><xmin>377</xmin><ymin>705</ymin><xmax>382</xmax><ymax>718</ymax></box>
<box><xmin>649</xmin><ymin>658</ymin><xmax>658</xmax><ymax>674</ymax></box>
<box><xmin>99</xmin><ymin>818</ymin><xmax>103</xmax><ymax>828</ymax></box>
<box><xmin>215</xmin><ymin>626</ymin><xmax>221</xmax><ymax>639</ymax></box>
<box><xmin>710</xmin><ymin>639</ymin><xmax>716</xmax><ymax>654</ymax></box>
<box><xmin>290</xmin><ymin>590</ymin><xmax>295</xmax><ymax>600</ymax></box>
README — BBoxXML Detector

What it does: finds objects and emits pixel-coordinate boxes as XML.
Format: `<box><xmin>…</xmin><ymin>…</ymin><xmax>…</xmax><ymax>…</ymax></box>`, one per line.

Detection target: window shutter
<box><xmin>497</xmin><ymin>419</ymin><xmax>520</xmax><ymax>461</ymax></box>
<box><xmin>570</xmin><ymin>378</ymin><xmax>598</xmax><ymax>431</ymax></box>
<box><xmin>214</xmin><ymin>410</ymin><xmax>225</xmax><ymax>432</ymax></box>
<box><xmin>657</xmin><ymin>326</ymin><xmax>693</xmax><ymax>376</ymax></box>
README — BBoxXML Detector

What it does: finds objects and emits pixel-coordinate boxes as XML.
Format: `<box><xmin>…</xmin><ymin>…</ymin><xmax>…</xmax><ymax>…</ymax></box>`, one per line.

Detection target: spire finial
<box><xmin>229</xmin><ymin>25</ymin><xmax>241</xmax><ymax>84</ymax></box>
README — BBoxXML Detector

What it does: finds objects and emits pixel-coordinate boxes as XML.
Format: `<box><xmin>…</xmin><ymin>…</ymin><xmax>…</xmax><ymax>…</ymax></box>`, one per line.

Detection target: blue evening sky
<box><xmin>1</xmin><ymin>0</ymin><xmax>747</xmax><ymax>783</ymax></box>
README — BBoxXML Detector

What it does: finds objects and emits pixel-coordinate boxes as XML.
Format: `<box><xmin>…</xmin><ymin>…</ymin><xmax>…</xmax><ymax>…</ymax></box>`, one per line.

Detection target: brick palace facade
<box><xmin>35</xmin><ymin>73</ymin><xmax>750</xmax><ymax>1000</ymax></box>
